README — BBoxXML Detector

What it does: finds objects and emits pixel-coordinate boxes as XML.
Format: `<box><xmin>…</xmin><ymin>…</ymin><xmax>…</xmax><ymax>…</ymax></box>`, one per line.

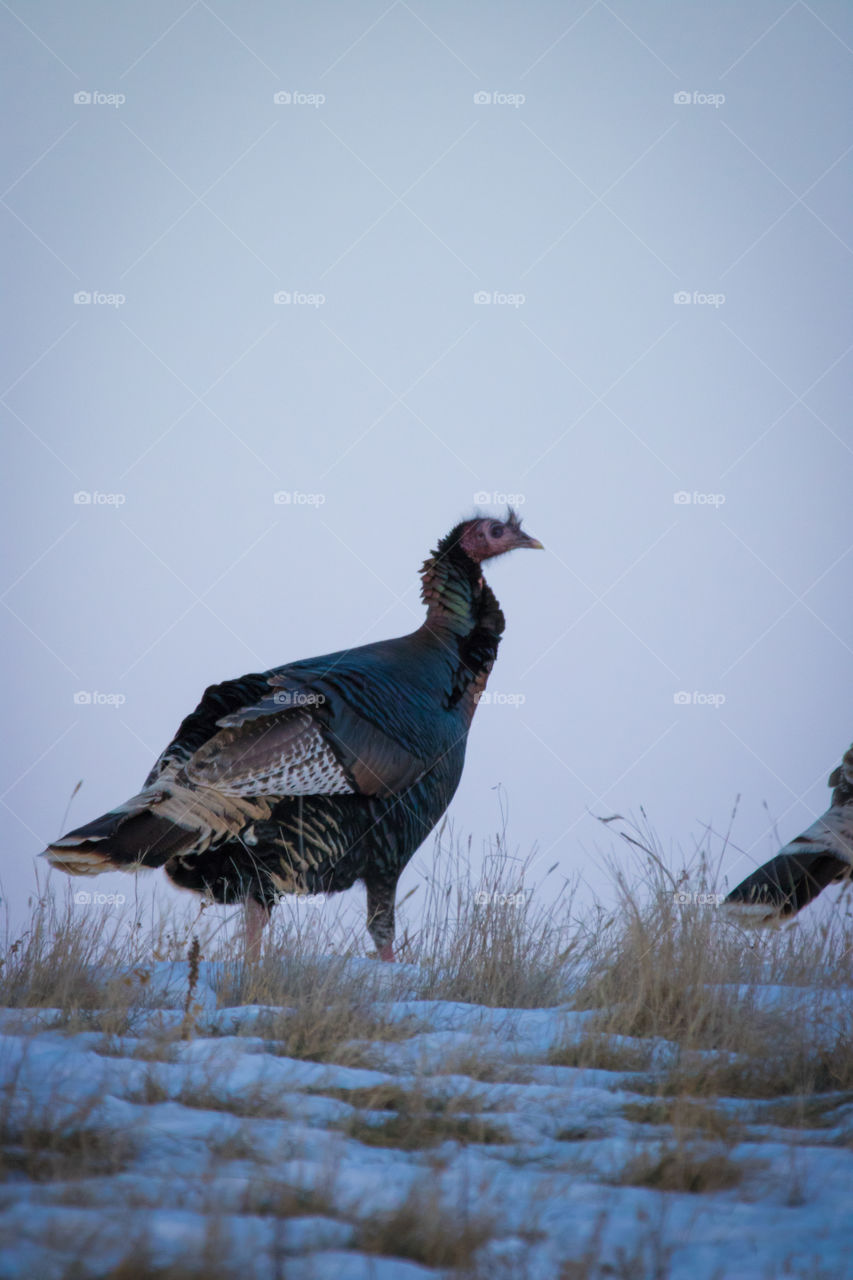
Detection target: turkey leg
<box><xmin>365</xmin><ymin>876</ymin><xmax>397</xmax><ymax>962</ymax></box>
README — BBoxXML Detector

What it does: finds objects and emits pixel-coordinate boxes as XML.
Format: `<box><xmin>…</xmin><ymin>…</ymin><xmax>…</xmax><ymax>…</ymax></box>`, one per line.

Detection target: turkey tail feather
<box><xmin>42</xmin><ymin>796</ymin><xmax>197</xmax><ymax>877</ymax></box>
<box><xmin>724</xmin><ymin>848</ymin><xmax>849</xmax><ymax>923</ymax></box>
<box><xmin>724</xmin><ymin>802</ymin><xmax>853</xmax><ymax>924</ymax></box>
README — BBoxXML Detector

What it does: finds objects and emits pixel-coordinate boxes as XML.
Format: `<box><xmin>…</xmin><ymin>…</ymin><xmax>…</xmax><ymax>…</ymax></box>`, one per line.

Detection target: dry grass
<box><xmin>648</xmin><ymin>1020</ymin><xmax>853</xmax><ymax>1101</ymax></box>
<box><xmin>616</xmin><ymin>1092</ymin><xmax>751</xmax><ymax>1193</ymax></box>
<box><xmin>348</xmin><ymin>1109</ymin><xmax>507</xmax><ymax>1149</ymax></box>
<box><xmin>0</xmin><ymin>879</ymin><xmax>222</xmax><ymax>1038</ymax></box>
<box><xmin>0</xmin><ymin>1119</ymin><xmax>130</xmax><ymax>1182</ymax></box>
<box><xmin>616</xmin><ymin>1138</ymin><xmax>749</xmax><ymax>1194</ymax></box>
<box><xmin>402</xmin><ymin>821</ymin><xmax>587</xmax><ymax>1007</ymax></box>
<box><xmin>206</xmin><ymin>1127</ymin><xmax>264</xmax><ymax>1162</ymax></box>
<box><xmin>3</xmin><ymin>812</ymin><xmax>853</xmax><ymax>1276</ymax></box>
<box><xmin>622</xmin><ymin>1097</ymin><xmax>741</xmax><ymax>1141</ymax></box>
<box><xmin>548</xmin><ymin>1035</ymin><xmax>656</xmax><ymax>1073</ymax></box>
<box><xmin>0</xmin><ymin>1048</ymin><xmax>133</xmax><ymax>1181</ymax></box>
<box><xmin>566</xmin><ymin>813</ymin><xmax>853</xmax><ymax>1116</ymax></box>
<box><xmin>124</xmin><ymin>1068</ymin><xmax>171</xmax><ymax>1106</ymax></box>
<box><xmin>99</xmin><ymin>1264</ymin><xmax>232</xmax><ymax>1280</ymax></box>
<box><xmin>214</xmin><ymin>952</ymin><xmax>418</xmax><ymax>1066</ymax></box>
<box><xmin>176</xmin><ymin>1083</ymin><xmax>289</xmax><ymax>1118</ymax></box>
<box><xmin>310</xmin><ymin>1079</ymin><xmax>510</xmax><ymax>1150</ymax></box>
<box><xmin>90</xmin><ymin>1238</ymin><xmax>234</xmax><ymax>1280</ymax></box>
<box><xmin>764</xmin><ymin>1094</ymin><xmax>853</xmax><ymax>1131</ymax></box>
<box><xmin>0</xmin><ymin>891</ymin><xmax>154</xmax><ymax>1035</ymax></box>
<box><xmin>94</xmin><ymin>1028</ymin><xmax>183</xmax><ymax>1063</ymax></box>
<box><xmin>123</xmin><ymin>1068</ymin><xmax>293</xmax><ymax>1120</ymax></box>
<box><xmin>236</xmin><ymin>1175</ymin><xmax>339</xmax><ymax>1218</ymax></box>
<box><xmin>341</xmin><ymin>1080</ymin><xmax>508</xmax><ymax>1150</ymax></box>
<box><xmin>430</xmin><ymin>1047</ymin><xmax>530</xmax><ymax>1082</ymax></box>
<box><xmin>356</xmin><ymin>1175</ymin><xmax>499</xmax><ymax>1270</ymax></box>
<box><xmin>576</xmin><ymin>811</ymin><xmax>853</xmax><ymax>1018</ymax></box>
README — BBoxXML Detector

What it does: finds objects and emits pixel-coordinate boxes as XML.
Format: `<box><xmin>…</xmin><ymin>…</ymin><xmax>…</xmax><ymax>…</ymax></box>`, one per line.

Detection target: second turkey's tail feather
<box><xmin>724</xmin><ymin>803</ymin><xmax>853</xmax><ymax>924</ymax></box>
<box><xmin>723</xmin><ymin>847</ymin><xmax>850</xmax><ymax>924</ymax></box>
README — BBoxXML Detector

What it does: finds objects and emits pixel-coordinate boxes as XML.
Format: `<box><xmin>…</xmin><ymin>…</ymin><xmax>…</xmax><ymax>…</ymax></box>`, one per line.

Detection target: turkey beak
<box><xmin>517</xmin><ymin>531</ymin><xmax>544</xmax><ymax>550</ymax></box>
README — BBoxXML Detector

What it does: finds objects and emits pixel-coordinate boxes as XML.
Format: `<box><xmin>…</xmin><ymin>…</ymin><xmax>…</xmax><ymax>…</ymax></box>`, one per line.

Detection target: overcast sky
<box><xmin>2</xmin><ymin>0</ymin><xmax>851</xmax><ymax>937</ymax></box>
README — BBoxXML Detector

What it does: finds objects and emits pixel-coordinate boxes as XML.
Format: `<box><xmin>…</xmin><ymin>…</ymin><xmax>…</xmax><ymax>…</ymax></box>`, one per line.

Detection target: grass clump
<box><xmin>404</xmin><ymin>820</ymin><xmax>586</xmax><ymax>1008</ymax></box>
<box><xmin>548</xmin><ymin>1035</ymin><xmax>656</xmax><ymax>1073</ymax></box>
<box><xmin>324</xmin><ymin>1079</ymin><xmax>510</xmax><ymax>1150</ymax></box>
<box><xmin>617</xmin><ymin>1139</ymin><xmax>748</xmax><ymax>1194</ymax></box>
<box><xmin>216</xmin><ymin>955</ymin><xmax>416</xmax><ymax>1067</ymax></box>
<box><xmin>622</xmin><ymin>1097</ymin><xmax>740</xmax><ymax>1141</ymax></box>
<box><xmin>357</xmin><ymin>1177</ymin><xmax>497</xmax><ymax>1270</ymax></box>
<box><xmin>0</xmin><ymin>1120</ymin><xmax>131</xmax><ymax>1182</ymax></box>
<box><xmin>348</xmin><ymin>1110</ymin><xmax>507</xmax><ymax>1149</ymax></box>
<box><xmin>763</xmin><ymin>1094</ymin><xmax>853</xmax><ymax>1130</ymax></box>
<box><xmin>654</xmin><ymin>1024</ymin><xmax>853</xmax><ymax>1101</ymax></box>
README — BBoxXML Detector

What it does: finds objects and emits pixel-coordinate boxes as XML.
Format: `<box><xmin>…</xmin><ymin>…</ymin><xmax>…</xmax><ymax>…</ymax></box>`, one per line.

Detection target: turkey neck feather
<box><xmin>418</xmin><ymin>537</ymin><xmax>506</xmax><ymax>714</ymax></box>
<box><xmin>419</xmin><ymin>538</ymin><xmax>504</xmax><ymax>639</ymax></box>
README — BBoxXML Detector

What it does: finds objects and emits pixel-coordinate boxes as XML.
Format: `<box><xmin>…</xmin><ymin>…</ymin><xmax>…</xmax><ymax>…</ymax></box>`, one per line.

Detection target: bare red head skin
<box><xmin>457</xmin><ymin>509</ymin><xmax>544</xmax><ymax>563</ymax></box>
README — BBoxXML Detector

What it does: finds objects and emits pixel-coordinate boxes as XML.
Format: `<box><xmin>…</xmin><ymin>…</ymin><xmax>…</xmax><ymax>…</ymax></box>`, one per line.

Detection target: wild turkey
<box><xmin>43</xmin><ymin>510</ymin><xmax>543</xmax><ymax>959</ymax></box>
<box><xmin>724</xmin><ymin>743</ymin><xmax>853</xmax><ymax>923</ymax></box>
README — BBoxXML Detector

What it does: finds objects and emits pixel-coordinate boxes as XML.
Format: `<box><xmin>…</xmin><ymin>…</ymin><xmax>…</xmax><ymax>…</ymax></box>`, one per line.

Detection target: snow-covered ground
<box><xmin>1</xmin><ymin>958</ymin><xmax>851</xmax><ymax>1279</ymax></box>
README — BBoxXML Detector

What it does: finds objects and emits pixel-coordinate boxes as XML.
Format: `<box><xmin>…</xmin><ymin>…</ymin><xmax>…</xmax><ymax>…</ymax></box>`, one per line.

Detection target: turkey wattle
<box><xmin>43</xmin><ymin>511</ymin><xmax>544</xmax><ymax>960</ymax></box>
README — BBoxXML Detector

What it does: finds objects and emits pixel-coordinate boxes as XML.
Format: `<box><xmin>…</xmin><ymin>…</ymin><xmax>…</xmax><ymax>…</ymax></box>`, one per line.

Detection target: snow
<box><xmin>2</xmin><ymin>961</ymin><xmax>852</xmax><ymax>1278</ymax></box>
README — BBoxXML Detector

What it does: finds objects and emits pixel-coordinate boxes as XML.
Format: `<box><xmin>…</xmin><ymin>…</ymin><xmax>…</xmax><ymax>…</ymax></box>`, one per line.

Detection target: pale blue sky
<box><xmin>2</xmin><ymin>1</ymin><xmax>851</xmax><ymax>931</ymax></box>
